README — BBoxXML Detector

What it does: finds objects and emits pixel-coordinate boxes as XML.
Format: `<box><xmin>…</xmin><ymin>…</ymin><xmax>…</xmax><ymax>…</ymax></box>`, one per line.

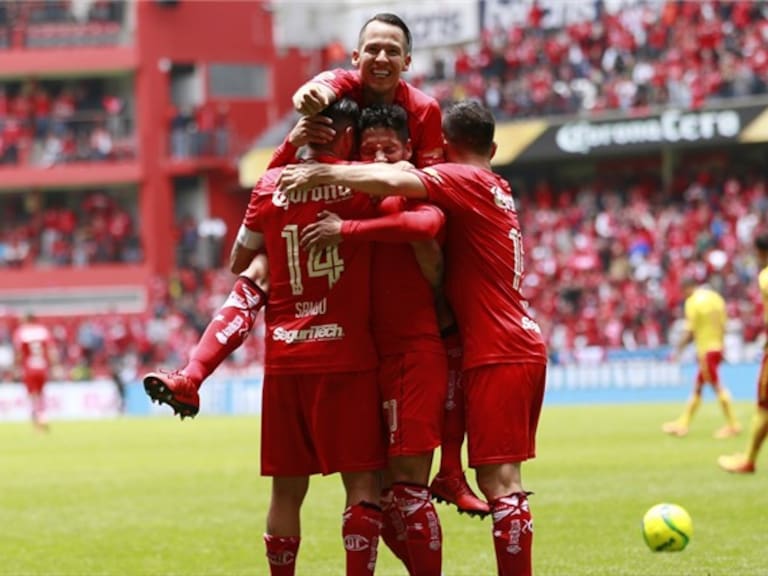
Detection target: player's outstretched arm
<box><xmin>278</xmin><ymin>162</ymin><xmax>427</xmax><ymax>199</ymax></box>
<box><xmin>301</xmin><ymin>204</ymin><xmax>444</xmax><ymax>251</ymax></box>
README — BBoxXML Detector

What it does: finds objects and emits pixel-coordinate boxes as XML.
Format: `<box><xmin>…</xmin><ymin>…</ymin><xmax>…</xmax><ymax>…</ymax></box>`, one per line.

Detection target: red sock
<box><xmin>491</xmin><ymin>493</ymin><xmax>533</xmax><ymax>576</ymax></box>
<box><xmin>264</xmin><ymin>534</ymin><xmax>300</xmax><ymax>576</ymax></box>
<box><xmin>380</xmin><ymin>489</ymin><xmax>411</xmax><ymax>571</ymax></box>
<box><xmin>440</xmin><ymin>333</ymin><xmax>465</xmax><ymax>476</ymax></box>
<box><xmin>342</xmin><ymin>502</ymin><xmax>382</xmax><ymax>576</ymax></box>
<box><xmin>392</xmin><ymin>483</ymin><xmax>442</xmax><ymax>576</ymax></box>
<box><xmin>183</xmin><ymin>276</ymin><xmax>266</xmax><ymax>385</ymax></box>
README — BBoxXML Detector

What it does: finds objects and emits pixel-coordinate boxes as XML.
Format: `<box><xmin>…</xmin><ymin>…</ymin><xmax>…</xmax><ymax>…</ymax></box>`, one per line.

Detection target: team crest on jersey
<box><xmin>490</xmin><ymin>185</ymin><xmax>516</xmax><ymax>211</ymax></box>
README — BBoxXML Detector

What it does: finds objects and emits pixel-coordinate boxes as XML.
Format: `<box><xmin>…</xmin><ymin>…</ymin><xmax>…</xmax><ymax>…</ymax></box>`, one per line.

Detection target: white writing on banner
<box><xmin>0</xmin><ymin>381</ymin><xmax>122</xmax><ymax>422</ymax></box>
<box><xmin>547</xmin><ymin>361</ymin><xmax>683</xmax><ymax>391</ymax></box>
<box><xmin>481</xmin><ymin>0</ymin><xmax>664</xmax><ymax>31</ymax></box>
<box><xmin>555</xmin><ymin>109</ymin><xmax>741</xmax><ymax>154</ymax></box>
<box><xmin>347</xmin><ymin>2</ymin><xmax>480</xmax><ymax>49</ymax></box>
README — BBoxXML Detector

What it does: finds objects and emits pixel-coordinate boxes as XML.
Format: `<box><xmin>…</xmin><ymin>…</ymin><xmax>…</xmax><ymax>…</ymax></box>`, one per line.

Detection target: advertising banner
<box><xmin>493</xmin><ymin>101</ymin><xmax>768</xmax><ymax>165</ymax></box>
<box><xmin>0</xmin><ymin>380</ymin><xmax>122</xmax><ymax>422</ymax></box>
<box><xmin>346</xmin><ymin>1</ymin><xmax>480</xmax><ymax>50</ymax></box>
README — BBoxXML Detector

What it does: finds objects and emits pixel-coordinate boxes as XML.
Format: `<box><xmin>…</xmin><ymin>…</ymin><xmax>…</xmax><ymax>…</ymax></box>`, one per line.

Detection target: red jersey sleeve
<box><xmin>243</xmin><ymin>168</ymin><xmax>282</xmax><ymax>232</ymax></box>
<box><xmin>310</xmin><ymin>69</ymin><xmax>361</xmax><ymax>97</ymax></box>
<box><xmin>267</xmin><ymin>139</ymin><xmax>298</xmax><ymax>169</ymax></box>
<box><xmin>340</xmin><ymin>201</ymin><xmax>444</xmax><ymax>243</ymax></box>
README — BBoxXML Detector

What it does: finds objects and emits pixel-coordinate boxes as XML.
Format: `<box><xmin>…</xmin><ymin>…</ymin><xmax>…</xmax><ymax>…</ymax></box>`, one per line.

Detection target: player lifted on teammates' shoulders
<box><xmin>719</xmin><ymin>231</ymin><xmax>768</xmax><ymax>474</ymax></box>
<box><xmin>277</xmin><ymin>12</ymin><xmax>444</xmax><ymax>169</ymax></box>
<box><xmin>278</xmin><ymin>100</ymin><xmax>548</xmax><ymax>576</ymax></box>
<box><xmin>663</xmin><ymin>277</ymin><xmax>741</xmax><ymax>439</ymax></box>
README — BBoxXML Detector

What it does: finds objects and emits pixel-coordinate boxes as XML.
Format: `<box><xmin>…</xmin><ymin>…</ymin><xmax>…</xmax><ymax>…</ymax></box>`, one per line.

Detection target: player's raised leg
<box><xmin>143</xmin><ymin>256</ymin><xmax>267</xmax><ymax>418</ymax></box>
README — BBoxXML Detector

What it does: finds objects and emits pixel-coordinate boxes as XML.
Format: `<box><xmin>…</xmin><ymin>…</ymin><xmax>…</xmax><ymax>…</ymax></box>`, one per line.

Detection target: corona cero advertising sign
<box><xmin>491</xmin><ymin>99</ymin><xmax>768</xmax><ymax>165</ymax></box>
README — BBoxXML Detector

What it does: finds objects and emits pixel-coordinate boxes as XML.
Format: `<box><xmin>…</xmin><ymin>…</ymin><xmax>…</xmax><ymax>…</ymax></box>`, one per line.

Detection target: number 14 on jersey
<box><xmin>281</xmin><ymin>224</ymin><xmax>345</xmax><ymax>296</ymax></box>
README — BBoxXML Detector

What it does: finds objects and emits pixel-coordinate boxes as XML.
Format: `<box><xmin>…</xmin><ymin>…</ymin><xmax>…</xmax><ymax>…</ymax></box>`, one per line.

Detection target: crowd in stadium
<box><xmin>0</xmin><ymin>0</ymin><xmax>123</xmax><ymax>49</ymax></box>
<box><xmin>0</xmin><ymin>189</ymin><xmax>141</xmax><ymax>267</ymax></box>
<box><xmin>518</xmin><ymin>165</ymin><xmax>767</xmax><ymax>359</ymax></box>
<box><xmin>420</xmin><ymin>0</ymin><xmax>768</xmax><ymax>118</ymax></box>
<box><xmin>0</xmin><ymin>78</ymin><xmax>131</xmax><ymax>166</ymax></box>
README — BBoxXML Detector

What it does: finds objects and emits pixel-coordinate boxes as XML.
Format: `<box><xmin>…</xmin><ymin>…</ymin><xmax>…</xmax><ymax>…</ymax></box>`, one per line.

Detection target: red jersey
<box><xmin>13</xmin><ymin>322</ymin><xmax>53</xmax><ymax>373</ymax></box>
<box><xmin>340</xmin><ymin>196</ymin><xmax>445</xmax><ymax>355</ymax></box>
<box><xmin>315</xmin><ymin>69</ymin><xmax>444</xmax><ymax>167</ymax></box>
<box><xmin>270</xmin><ymin>70</ymin><xmax>444</xmax><ymax>169</ymax></box>
<box><xmin>415</xmin><ymin>164</ymin><xmax>548</xmax><ymax>369</ymax></box>
<box><xmin>242</xmin><ymin>159</ymin><xmax>378</xmax><ymax>375</ymax></box>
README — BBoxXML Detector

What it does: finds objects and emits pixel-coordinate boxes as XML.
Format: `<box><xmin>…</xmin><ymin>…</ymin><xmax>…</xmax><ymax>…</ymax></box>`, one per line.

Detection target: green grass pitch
<box><xmin>1</xmin><ymin>401</ymin><xmax>765</xmax><ymax>575</ymax></box>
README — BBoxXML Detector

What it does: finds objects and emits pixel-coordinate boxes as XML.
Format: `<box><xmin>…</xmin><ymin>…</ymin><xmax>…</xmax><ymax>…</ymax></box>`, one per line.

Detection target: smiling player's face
<box><xmin>352</xmin><ymin>21</ymin><xmax>411</xmax><ymax>99</ymax></box>
<box><xmin>359</xmin><ymin>127</ymin><xmax>411</xmax><ymax>164</ymax></box>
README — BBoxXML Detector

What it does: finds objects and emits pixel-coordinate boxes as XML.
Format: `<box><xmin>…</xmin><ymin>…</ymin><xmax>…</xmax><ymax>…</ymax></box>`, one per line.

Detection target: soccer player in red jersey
<box><xmin>271</xmin><ymin>13</ymin><xmax>444</xmax><ymax>169</ymax></box>
<box><xmin>302</xmin><ymin>104</ymin><xmax>448</xmax><ymax>574</ymax></box>
<box><xmin>289</xmin><ymin>12</ymin><xmax>487</xmax><ymax>516</ymax></box>
<box><xmin>12</xmin><ymin>313</ymin><xmax>57</xmax><ymax>431</ymax></box>
<box><xmin>278</xmin><ymin>100</ymin><xmax>548</xmax><ymax>576</ymax></box>
<box><xmin>232</xmin><ymin>99</ymin><xmax>385</xmax><ymax>576</ymax></box>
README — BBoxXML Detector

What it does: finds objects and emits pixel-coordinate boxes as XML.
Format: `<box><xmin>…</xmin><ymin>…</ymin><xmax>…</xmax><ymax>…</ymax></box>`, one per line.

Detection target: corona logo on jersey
<box><xmin>272</xmin><ymin>184</ymin><xmax>353</xmax><ymax>210</ymax></box>
<box><xmin>272</xmin><ymin>322</ymin><xmax>344</xmax><ymax>343</ymax></box>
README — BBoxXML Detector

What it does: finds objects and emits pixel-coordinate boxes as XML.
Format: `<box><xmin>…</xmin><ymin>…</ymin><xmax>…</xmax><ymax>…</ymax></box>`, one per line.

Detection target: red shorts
<box><xmin>463</xmin><ymin>363</ymin><xmax>546</xmax><ymax>467</ymax></box>
<box><xmin>23</xmin><ymin>369</ymin><xmax>47</xmax><ymax>395</ymax></box>
<box><xmin>261</xmin><ymin>370</ymin><xmax>386</xmax><ymax>476</ymax></box>
<box><xmin>758</xmin><ymin>353</ymin><xmax>768</xmax><ymax>411</ymax></box>
<box><xmin>379</xmin><ymin>348</ymin><xmax>447</xmax><ymax>457</ymax></box>
<box><xmin>695</xmin><ymin>350</ymin><xmax>723</xmax><ymax>391</ymax></box>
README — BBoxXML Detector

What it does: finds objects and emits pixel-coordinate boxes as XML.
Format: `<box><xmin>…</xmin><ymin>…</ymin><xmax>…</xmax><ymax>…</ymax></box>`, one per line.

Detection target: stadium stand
<box><xmin>420</xmin><ymin>0</ymin><xmax>768</xmax><ymax>118</ymax></box>
<box><xmin>0</xmin><ymin>78</ymin><xmax>134</xmax><ymax>166</ymax></box>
